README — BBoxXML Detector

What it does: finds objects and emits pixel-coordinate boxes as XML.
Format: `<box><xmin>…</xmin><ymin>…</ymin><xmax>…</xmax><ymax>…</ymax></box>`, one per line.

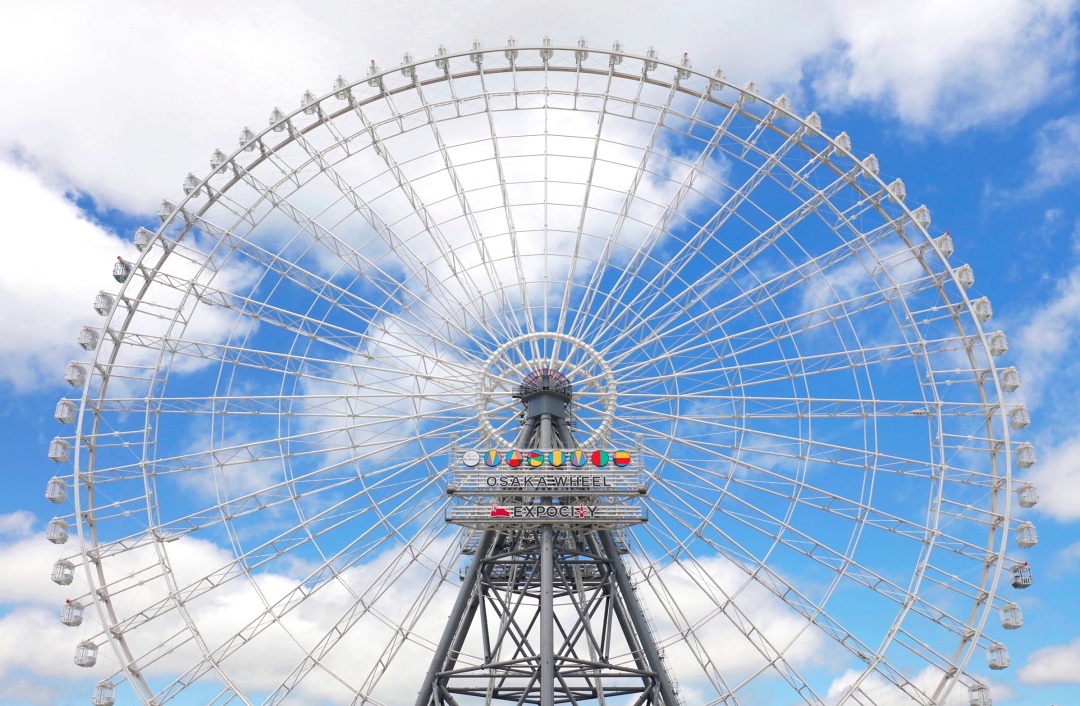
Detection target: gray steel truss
<box><xmin>415</xmin><ymin>527</ymin><xmax>679</xmax><ymax>706</ymax></box>
<box><xmin>417</xmin><ymin>369</ymin><xmax>678</xmax><ymax>706</ymax></box>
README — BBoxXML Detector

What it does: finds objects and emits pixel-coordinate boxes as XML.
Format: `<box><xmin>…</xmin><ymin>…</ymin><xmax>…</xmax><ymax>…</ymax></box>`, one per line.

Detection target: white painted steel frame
<box><xmin>47</xmin><ymin>41</ymin><xmax>1032</xmax><ymax>706</ymax></box>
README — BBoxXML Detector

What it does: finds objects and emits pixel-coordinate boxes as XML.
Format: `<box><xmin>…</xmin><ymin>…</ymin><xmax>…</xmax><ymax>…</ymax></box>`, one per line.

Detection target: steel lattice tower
<box><xmin>418</xmin><ymin>370</ymin><xmax>679</xmax><ymax>706</ymax></box>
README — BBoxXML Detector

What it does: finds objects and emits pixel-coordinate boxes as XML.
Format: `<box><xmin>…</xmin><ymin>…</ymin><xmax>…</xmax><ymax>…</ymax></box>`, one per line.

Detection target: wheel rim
<box><xmin>56</xmin><ymin>42</ymin><xmax>1023</xmax><ymax>706</ymax></box>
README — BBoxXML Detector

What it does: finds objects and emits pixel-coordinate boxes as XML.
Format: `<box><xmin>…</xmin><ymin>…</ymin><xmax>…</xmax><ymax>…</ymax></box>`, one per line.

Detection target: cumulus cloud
<box><xmin>1008</xmin><ymin>255</ymin><xmax>1080</xmax><ymax>521</ymax></box>
<box><xmin>825</xmin><ymin>665</ymin><xmax>974</xmax><ymax>706</ymax></box>
<box><xmin>1028</xmin><ymin>115</ymin><xmax>1080</xmax><ymax>192</ymax></box>
<box><xmin>1</xmin><ymin>1</ymin><xmax>1077</xmax><ymax>215</ymax></box>
<box><xmin>816</xmin><ymin>0</ymin><xmax>1079</xmax><ymax>131</ymax></box>
<box><xmin>0</xmin><ymin>161</ymin><xmax>131</xmax><ymax>392</ymax></box>
<box><xmin>0</xmin><ymin>513</ymin><xmax>99</xmax><ymax>702</ymax></box>
<box><xmin>0</xmin><ymin>510</ymin><xmax>35</xmax><ymax>538</ymax></box>
<box><xmin>1019</xmin><ymin>637</ymin><xmax>1080</xmax><ymax>684</ymax></box>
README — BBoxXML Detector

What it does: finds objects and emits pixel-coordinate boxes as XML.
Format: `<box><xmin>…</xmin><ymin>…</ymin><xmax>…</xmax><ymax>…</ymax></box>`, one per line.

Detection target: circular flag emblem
<box><xmin>570</xmin><ymin>450</ymin><xmax>587</xmax><ymax>467</ymax></box>
<box><xmin>506</xmin><ymin>450</ymin><xmax>523</xmax><ymax>467</ymax></box>
<box><xmin>462</xmin><ymin>450</ymin><xmax>480</xmax><ymax>467</ymax></box>
<box><xmin>549</xmin><ymin>450</ymin><xmax>565</xmax><ymax>467</ymax></box>
<box><xmin>528</xmin><ymin>450</ymin><xmax>545</xmax><ymax>467</ymax></box>
<box><xmin>484</xmin><ymin>450</ymin><xmax>501</xmax><ymax>467</ymax></box>
<box><xmin>613</xmin><ymin>450</ymin><xmax>631</xmax><ymax>466</ymax></box>
<box><xmin>591</xmin><ymin>450</ymin><xmax>610</xmax><ymax>467</ymax></box>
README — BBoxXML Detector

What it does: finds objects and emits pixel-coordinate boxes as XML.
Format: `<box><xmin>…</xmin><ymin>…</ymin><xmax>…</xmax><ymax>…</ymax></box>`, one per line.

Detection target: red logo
<box><xmin>578</xmin><ymin>504</ymin><xmax>587</xmax><ymax>518</ymax></box>
<box><xmin>490</xmin><ymin>505</ymin><xmax>511</xmax><ymax>518</ymax></box>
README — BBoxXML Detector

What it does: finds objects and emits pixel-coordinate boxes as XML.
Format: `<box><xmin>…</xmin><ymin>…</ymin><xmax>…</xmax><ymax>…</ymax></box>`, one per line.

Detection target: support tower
<box><xmin>417</xmin><ymin>369</ymin><xmax>679</xmax><ymax>706</ymax></box>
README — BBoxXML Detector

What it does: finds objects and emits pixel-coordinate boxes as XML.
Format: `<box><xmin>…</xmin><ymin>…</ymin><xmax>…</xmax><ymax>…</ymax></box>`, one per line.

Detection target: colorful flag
<box><xmin>613</xmin><ymin>450</ymin><xmax>631</xmax><ymax>466</ymax></box>
<box><xmin>506</xmin><ymin>450</ymin><xmax>523</xmax><ymax>467</ymax></box>
<box><xmin>484</xmin><ymin>450</ymin><xmax>501</xmax><ymax>467</ymax></box>
<box><xmin>490</xmin><ymin>505</ymin><xmax>511</xmax><ymax>518</ymax></box>
<box><xmin>570</xmin><ymin>450</ymin><xmax>587</xmax><ymax>467</ymax></box>
<box><xmin>591</xmin><ymin>450</ymin><xmax>610</xmax><ymax>467</ymax></box>
<box><xmin>528</xmin><ymin>450</ymin><xmax>545</xmax><ymax>467</ymax></box>
<box><xmin>549</xmin><ymin>450</ymin><xmax>565</xmax><ymax>467</ymax></box>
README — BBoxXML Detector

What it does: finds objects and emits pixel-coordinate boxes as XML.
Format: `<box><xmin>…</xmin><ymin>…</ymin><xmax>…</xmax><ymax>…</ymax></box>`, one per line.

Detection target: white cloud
<box><xmin>0</xmin><ymin>510</ymin><xmax>35</xmax><ymax>539</ymax></box>
<box><xmin>0</xmin><ymin>161</ymin><xmax>130</xmax><ymax>392</ymax></box>
<box><xmin>1024</xmin><ymin>435</ymin><xmax>1080</xmax><ymax>521</ymax></box>
<box><xmin>1028</xmin><ymin>115</ymin><xmax>1080</xmax><ymax>191</ymax></box>
<box><xmin>2</xmin><ymin>1</ymin><xmax>1076</xmax><ymax>215</ymax></box>
<box><xmin>1008</xmin><ymin>264</ymin><xmax>1080</xmax><ymax>521</ymax></box>
<box><xmin>1019</xmin><ymin>637</ymin><xmax>1080</xmax><ymax>684</ymax></box>
<box><xmin>826</xmin><ymin>665</ymin><xmax>983</xmax><ymax>705</ymax></box>
<box><xmin>817</xmin><ymin>0</ymin><xmax>1079</xmax><ymax>131</ymax></box>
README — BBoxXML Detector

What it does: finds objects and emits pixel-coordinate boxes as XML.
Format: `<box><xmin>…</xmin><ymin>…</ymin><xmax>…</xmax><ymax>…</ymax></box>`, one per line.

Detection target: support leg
<box><xmin>599</xmin><ymin>531</ymin><xmax>681</xmax><ymax>706</ymax></box>
<box><xmin>540</xmin><ymin>524</ymin><xmax>555</xmax><ymax>706</ymax></box>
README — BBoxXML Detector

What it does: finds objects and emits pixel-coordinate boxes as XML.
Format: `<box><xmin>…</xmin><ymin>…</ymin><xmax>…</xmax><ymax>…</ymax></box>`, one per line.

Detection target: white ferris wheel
<box><xmin>45</xmin><ymin>38</ymin><xmax>1040</xmax><ymax>706</ymax></box>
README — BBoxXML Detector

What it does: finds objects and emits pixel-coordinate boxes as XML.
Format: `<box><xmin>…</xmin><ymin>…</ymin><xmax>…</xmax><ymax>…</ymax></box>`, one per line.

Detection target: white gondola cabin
<box><xmin>182</xmin><ymin>173</ymin><xmax>200</xmax><ymax>196</ymax></box>
<box><xmin>1008</xmin><ymin>405</ymin><xmax>1030</xmax><ymax>429</ymax></box>
<box><xmin>987</xmin><ymin>331</ymin><xmax>1008</xmax><ymax>357</ymax></box>
<box><xmin>397</xmin><ymin>51</ymin><xmax>412</xmax><ymax>77</ymax></box>
<box><xmin>366</xmin><ymin>60</ymin><xmax>382</xmax><ymax>87</ymax></box>
<box><xmin>987</xmin><ymin>643</ymin><xmax>1010</xmax><ymax>670</ymax></box>
<box><xmin>971</xmin><ymin>296</ymin><xmax>993</xmax><ymax>322</ymax></box>
<box><xmin>112</xmin><ymin>257</ymin><xmax>132</xmax><ymax>284</ymax></box>
<box><xmin>301</xmin><ymin>90</ymin><xmax>318</xmax><ymax>114</ymax></box>
<box><xmin>999</xmin><ymin>366</ymin><xmax>1021</xmax><ymax>392</ymax></box>
<box><xmin>52</xmin><ymin>559</ymin><xmax>75</xmax><ymax>585</ymax></box>
<box><xmin>46</xmin><ymin>476</ymin><xmax>69</xmax><ymax>504</ymax></box>
<box><xmin>240</xmin><ymin>126</ymin><xmax>256</xmax><ymax>151</ymax></box>
<box><xmin>333</xmin><ymin>75</ymin><xmax>350</xmax><ymax>100</ymax></box>
<box><xmin>61</xmin><ymin>599</ymin><xmax>84</xmax><ymax>627</ymax></box>
<box><xmin>1011</xmin><ymin>562</ymin><xmax>1033</xmax><ymax>589</ymax></box>
<box><xmin>912</xmin><ymin>204</ymin><xmax>931</xmax><ymax>228</ymax></box>
<box><xmin>709</xmin><ymin>67</ymin><xmax>725</xmax><ymax>93</ymax></box>
<box><xmin>1015</xmin><ymin>521</ymin><xmax>1038</xmax><ymax>548</ymax></box>
<box><xmin>65</xmin><ymin>361</ymin><xmax>86</xmax><ymax>387</ymax></box>
<box><xmin>211</xmin><ymin>148</ymin><xmax>228</xmax><ymax>173</ymax></box>
<box><xmin>74</xmin><ymin>640</ymin><xmax>98</xmax><ymax>667</ymax></box>
<box><xmin>134</xmin><ymin>226</ymin><xmax>154</xmax><ymax>251</ymax></box>
<box><xmin>270</xmin><ymin>107</ymin><xmax>286</xmax><ymax>131</ymax></box>
<box><xmin>93</xmin><ymin>290</ymin><xmax>114</xmax><ymax>316</ymax></box>
<box><xmin>644</xmin><ymin>47</ymin><xmax>658</xmax><ymax>72</ymax></box>
<box><xmin>575</xmin><ymin>38</ymin><xmax>589</xmax><ymax>64</ymax></box>
<box><xmin>955</xmin><ymin>264</ymin><xmax>975</xmax><ymax>289</ymax></box>
<box><xmin>934</xmin><ymin>231</ymin><xmax>954</xmax><ymax>258</ymax></box>
<box><xmin>933</xmin><ymin>231</ymin><xmax>950</xmax><ymax>259</ymax></box>
<box><xmin>55</xmin><ymin>399</ymin><xmax>76</xmax><ymax>424</ymax></box>
<box><xmin>46</xmin><ymin>517</ymin><xmax>69</xmax><ymax>544</ymax></box>
<box><xmin>505</xmin><ymin>39</ymin><xmax>519</xmax><ymax>63</ymax></box>
<box><xmin>157</xmin><ymin>199</ymin><xmax>175</xmax><ymax>222</ymax></box>
<box><xmin>49</xmin><ymin>437</ymin><xmax>71</xmax><ymax>464</ymax></box>
<box><xmin>1016</xmin><ymin>482</ymin><xmax>1039</xmax><ymax>508</ymax></box>
<box><xmin>1000</xmin><ymin>602</ymin><xmax>1023</xmax><ymax>630</ymax></box>
<box><xmin>968</xmin><ymin>684</ymin><xmax>991</xmax><ymax>706</ymax></box>
<box><xmin>78</xmin><ymin>326</ymin><xmax>99</xmax><ymax>352</ymax></box>
<box><xmin>92</xmin><ymin>680</ymin><xmax>117</xmax><ymax>706</ymax></box>
<box><xmin>1015</xmin><ymin>442</ymin><xmax>1036</xmax><ymax>468</ymax></box>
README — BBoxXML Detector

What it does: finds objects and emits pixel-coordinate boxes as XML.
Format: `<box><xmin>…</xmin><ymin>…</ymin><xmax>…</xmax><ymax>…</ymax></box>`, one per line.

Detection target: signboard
<box><xmin>450</xmin><ymin>470</ymin><xmax>642</xmax><ymax>496</ymax></box>
<box><xmin>446</xmin><ymin>447</ymin><xmax>647</xmax><ymax>528</ymax></box>
<box><xmin>447</xmin><ymin>503</ymin><xmax>646</xmax><ymax>527</ymax></box>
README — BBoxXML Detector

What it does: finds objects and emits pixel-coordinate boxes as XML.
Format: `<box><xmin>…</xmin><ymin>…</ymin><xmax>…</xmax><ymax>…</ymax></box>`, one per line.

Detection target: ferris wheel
<box><xmin>45</xmin><ymin>38</ymin><xmax>1040</xmax><ymax>706</ymax></box>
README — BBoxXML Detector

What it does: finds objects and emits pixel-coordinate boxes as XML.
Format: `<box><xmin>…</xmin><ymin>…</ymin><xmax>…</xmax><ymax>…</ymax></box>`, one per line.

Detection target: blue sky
<box><xmin>2</xmin><ymin>2</ymin><xmax>1080</xmax><ymax>705</ymax></box>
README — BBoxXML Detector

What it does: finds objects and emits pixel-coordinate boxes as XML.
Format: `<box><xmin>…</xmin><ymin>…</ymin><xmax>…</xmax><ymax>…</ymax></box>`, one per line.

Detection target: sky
<box><xmin>2</xmin><ymin>1</ymin><xmax>1080</xmax><ymax>704</ymax></box>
